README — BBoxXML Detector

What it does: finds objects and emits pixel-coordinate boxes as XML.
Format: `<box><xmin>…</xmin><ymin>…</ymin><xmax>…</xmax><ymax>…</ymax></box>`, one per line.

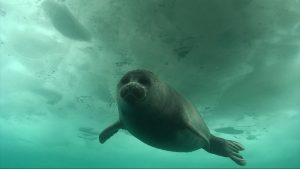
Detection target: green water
<box><xmin>0</xmin><ymin>0</ymin><xmax>300</xmax><ymax>168</ymax></box>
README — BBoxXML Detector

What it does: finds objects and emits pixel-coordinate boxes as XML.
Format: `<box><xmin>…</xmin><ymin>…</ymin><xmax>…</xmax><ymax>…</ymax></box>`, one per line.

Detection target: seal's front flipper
<box><xmin>99</xmin><ymin>121</ymin><xmax>123</xmax><ymax>144</ymax></box>
<box><xmin>205</xmin><ymin>135</ymin><xmax>246</xmax><ymax>166</ymax></box>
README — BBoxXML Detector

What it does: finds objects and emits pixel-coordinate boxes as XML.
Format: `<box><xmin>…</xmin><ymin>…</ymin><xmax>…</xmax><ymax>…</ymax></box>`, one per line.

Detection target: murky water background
<box><xmin>0</xmin><ymin>0</ymin><xmax>300</xmax><ymax>168</ymax></box>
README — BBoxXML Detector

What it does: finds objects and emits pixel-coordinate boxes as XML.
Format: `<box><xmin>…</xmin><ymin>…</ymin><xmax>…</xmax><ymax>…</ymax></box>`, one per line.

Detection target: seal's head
<box><xmin>117</xmin><ymin>69</ymin><xmax>154</xmax><ymax>104</ymax></box>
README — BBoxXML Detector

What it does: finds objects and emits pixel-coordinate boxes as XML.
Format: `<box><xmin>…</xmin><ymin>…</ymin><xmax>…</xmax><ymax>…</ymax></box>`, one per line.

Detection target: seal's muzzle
<box><xmin>120</xmin><ymin>82</ymin><xmax>146</xmax><ymax>102</ymax></box>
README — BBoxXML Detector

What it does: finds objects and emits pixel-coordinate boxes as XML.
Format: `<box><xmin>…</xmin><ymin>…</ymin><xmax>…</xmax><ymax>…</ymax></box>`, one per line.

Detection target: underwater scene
<box><xmin>0</xmin><ymin>0</ymin><xmax>300</xmax><ymax>168</ymax></box>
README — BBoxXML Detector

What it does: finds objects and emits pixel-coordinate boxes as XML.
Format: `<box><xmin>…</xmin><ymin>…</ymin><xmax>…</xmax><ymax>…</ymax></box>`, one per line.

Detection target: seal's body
<box><xmin>99</xmin><ymin>69</ymin><xmax>246</xmax><ymax>166</ymax></box>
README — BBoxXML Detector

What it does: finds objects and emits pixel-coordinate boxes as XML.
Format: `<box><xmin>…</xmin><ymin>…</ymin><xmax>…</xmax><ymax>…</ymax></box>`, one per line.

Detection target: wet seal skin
<box><xmin>99</xmin><ymin>69</ymin><xmax>246</xmax><ymax>166</ymax></box>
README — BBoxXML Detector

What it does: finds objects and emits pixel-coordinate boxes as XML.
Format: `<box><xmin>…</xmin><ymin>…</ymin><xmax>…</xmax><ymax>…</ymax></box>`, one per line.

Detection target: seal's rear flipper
<box><xmin>204</xmin><ymin>135</ymin><xmax>246</xmax><ymax>166</ymax></box>
<box><xmin>99</xmin><ymin>121</ymin><xmax>123</xmax><ymax>144</ymax></box>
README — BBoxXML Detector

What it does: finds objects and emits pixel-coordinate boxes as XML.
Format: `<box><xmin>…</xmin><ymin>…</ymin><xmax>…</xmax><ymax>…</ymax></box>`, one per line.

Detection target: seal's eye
<box><xmin>138</xmin><ymin>77</ymin><xmax>150</xmax><ymax>85</ymax></box>
<box><xmin>121</xmin><ymin>77</ymin><xmax>130</xmax><ymax>84</ymax></box>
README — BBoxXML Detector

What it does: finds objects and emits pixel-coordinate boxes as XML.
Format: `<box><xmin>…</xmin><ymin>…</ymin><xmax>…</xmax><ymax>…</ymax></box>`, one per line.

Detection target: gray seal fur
<box><xmin>99</xmin><ymin>69</ymin><xmax>246</xmax><ymax>166</ymax></box>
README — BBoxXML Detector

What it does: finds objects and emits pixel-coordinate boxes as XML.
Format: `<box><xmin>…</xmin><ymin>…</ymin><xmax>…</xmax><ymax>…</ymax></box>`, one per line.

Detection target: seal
<box><xmin>99</xmin><ymin>69</ymin><xmax>246</xmax><ymax>166</ymax></box>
